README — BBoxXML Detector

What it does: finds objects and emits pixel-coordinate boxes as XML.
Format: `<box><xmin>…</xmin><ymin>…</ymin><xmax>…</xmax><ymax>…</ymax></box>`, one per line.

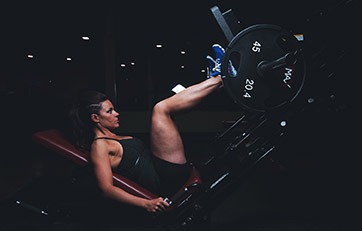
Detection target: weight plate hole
<box><xmin>228</xmin><ymin>51</ymin><xmax>241</xmax><ymax>75</ymax></box>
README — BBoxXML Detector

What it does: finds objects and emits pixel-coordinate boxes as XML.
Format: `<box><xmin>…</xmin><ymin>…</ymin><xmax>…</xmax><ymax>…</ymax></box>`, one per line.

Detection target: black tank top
<box><xmin>93</xmin><ymin>137</ymin><xmax>160</xmax><ymax>193</ymax></box>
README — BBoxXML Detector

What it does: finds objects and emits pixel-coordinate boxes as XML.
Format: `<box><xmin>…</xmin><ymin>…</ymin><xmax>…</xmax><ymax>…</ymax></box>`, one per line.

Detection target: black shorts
<box><xmin>151</xmin><ymin>155</ymin><xmax>190</xmax><ymax>197</ymax></box>
<box><xmin>118</xmin><ymin>148</ymin><xmax>190</xmax><ymax>197</ymax></box>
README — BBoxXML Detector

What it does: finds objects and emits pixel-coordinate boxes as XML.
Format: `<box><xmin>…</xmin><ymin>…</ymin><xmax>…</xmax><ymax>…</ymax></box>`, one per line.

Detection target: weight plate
<box><xmin>222</xmin><ymin>24</ymin><xmax>306</xmax><ymax>112</ymax></box>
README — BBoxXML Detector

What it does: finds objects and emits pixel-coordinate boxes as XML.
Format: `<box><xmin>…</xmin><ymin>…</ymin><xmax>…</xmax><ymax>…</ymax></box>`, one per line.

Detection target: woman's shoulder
<box><xmin>91</xmin><ymin>138</ymin><xmax>121</xmax><ymax>158</ymax></box>
<box><xmin>91</xmin><ymin>138</ymin><xmax>110</xmax><ymax>151</ymax></box>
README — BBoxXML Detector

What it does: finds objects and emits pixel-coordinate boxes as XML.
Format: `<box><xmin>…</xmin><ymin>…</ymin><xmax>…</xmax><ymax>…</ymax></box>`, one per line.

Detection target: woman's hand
<box><xmin>144</xmin><ymin>197</ymin><xmax>170</xmax><ymax>213</ymax></box>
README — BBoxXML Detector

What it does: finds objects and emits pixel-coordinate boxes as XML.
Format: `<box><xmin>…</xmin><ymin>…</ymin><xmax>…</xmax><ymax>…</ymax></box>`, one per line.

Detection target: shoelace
<box><xmin>213</xmin><ymin>58</ymin><xmax>221</xmax><ymax>72</ymax></box>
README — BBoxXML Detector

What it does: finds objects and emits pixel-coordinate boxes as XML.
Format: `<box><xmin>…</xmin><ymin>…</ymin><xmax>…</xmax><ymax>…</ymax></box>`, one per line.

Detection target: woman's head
<box><xmin>89</xmin><ymin>98</ymin><xmax>120</xmax><ymax>130</ymax></box>
<box><xmin>68</xmin><ymin>90</ymin><xmax>118</xmax><ymax>150</ymax></box>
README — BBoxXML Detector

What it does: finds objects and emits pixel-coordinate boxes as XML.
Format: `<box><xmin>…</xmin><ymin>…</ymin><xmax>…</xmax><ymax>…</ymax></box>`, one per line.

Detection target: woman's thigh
<box><xmin>150</xmin><ymin>100</ymin><xmax>187</xmax><ymax>164</ymax></box>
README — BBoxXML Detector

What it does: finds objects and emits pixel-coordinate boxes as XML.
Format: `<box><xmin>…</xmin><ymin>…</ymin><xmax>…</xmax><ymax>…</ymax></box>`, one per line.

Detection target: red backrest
<box><xmin>32</xmin><ymin>129</ymin><xmax>89</xmax><ymax>166</ymax></box>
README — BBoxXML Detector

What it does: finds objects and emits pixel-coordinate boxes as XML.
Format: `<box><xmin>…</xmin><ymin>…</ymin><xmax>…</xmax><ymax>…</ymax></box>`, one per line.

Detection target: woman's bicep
<box><xmin>90</xmin><ymin>142</ymin><xmax>114</xmax><ymax>190</ymax></box>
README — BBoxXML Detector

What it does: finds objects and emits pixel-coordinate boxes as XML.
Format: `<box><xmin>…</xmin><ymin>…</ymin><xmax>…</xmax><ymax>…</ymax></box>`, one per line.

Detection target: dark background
<box><xmin>0</xmin><ymin>0</ymin><xmax>360</xmax><ymax>230</ymax></box>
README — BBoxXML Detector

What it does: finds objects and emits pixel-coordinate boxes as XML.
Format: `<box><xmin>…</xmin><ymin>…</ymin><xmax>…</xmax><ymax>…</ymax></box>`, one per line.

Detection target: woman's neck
<box><xmin>94</xmin><ymin>127</ymin><xmax>116</xmax><ymax>138</ymax></box>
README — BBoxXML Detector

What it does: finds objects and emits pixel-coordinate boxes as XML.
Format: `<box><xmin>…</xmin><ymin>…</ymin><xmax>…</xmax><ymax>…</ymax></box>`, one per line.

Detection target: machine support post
<box><xmin>210</xmin><ymin>6</ymin><xmax>234</xmax><ymax>42</ymax></box>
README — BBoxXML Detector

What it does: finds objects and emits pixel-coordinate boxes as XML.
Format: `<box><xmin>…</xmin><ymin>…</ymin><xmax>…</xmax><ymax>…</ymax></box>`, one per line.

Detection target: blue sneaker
<box><xmin>206</xmin><ymin>55</ymin><xmax>220</xmax><ymax>78</ymax></box>
<box><xmin>206</xmin><ymin>44</ymin><xmax>237</xmax><ymax>78</ymax></box>
<box><xmin>212</xmin><ymin>44</ymin><xmax>224</xmax><ymax>74</ymax></box>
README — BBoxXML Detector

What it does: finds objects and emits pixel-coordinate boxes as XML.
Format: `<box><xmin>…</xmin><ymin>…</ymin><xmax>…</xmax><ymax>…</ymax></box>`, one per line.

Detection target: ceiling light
<box><xmin>27</xmin><ymin>54</ymin><xmax>34</xmax><ymax>59</ymax></box>
<box><xmin>201</xmin><ymin>69</ymin><xmax>206</xmax><ymax>73</ymax></box>
<box><xmin>82</xmin><ymin>36</ymin><xmax>90</xmax><ymax>41</ymax></box>
<box><xmin>280</xmin><ymin>121</ymin><xmax>287</xmax><ymax>127</ymax></box>
<box><xmin>130</xmin><ymin>62</ymin><xmax>135</xmax><ymax>66</ymax></box>
<box><xmin>181</xmin><ymin>51</ymin><xmax>186</xmax><ymax>55</ymax></box>
<box><xmin>180</xmin><ymin>65</ymin><xmax>185</xmax><ymax>69</ymax></box>
<box><xmin>156</xmin><ymin>44</ymin><xmax>162</xmax><ymax>48</ymax></box>
<box><xmin>66</xmin><ymin>57</ymin><xmax>72</xmax><ymax>61</ymax></box>
<box><xmin>120</xmin><ymin>63</ymin><xmax>126</xmax><ymax>67</ymax></box>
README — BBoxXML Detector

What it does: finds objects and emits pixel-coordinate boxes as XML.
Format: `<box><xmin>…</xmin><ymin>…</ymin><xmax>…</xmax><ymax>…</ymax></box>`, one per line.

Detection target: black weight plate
<box><xmin>222</xmin><ymin>24</ymin><xmax>306</xmax><ymax>112</ymax></box>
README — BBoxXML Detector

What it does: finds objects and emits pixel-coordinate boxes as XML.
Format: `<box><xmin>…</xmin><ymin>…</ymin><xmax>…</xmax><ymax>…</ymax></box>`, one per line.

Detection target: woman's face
<box><xmin>96</xmin><ymin>100</ymin><xmax>119</xmax><ymax>129</ymax></box>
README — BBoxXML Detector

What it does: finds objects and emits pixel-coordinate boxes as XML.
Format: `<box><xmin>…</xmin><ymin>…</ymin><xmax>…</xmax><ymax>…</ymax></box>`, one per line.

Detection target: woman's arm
<box><xmin>90</xmin><ymin>140</ymin><xmax>169</xmax><ymax>213</ymax></box>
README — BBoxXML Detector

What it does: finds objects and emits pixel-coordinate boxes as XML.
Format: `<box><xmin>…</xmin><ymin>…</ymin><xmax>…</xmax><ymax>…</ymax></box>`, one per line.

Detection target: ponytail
<box><xmin>67</xmin><ymin>91</ymin><xmax>109</xmax><ymax>151</ymax></box>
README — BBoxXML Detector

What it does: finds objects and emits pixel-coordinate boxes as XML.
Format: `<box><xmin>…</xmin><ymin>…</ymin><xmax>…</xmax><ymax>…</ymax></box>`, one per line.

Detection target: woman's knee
<box><xmin>151</xmin><ymin>100</ymin><xmax>176</xmax><ymax>132</ymax></box>
<box><xmin>153</xmin><ymin>99</ymin><xmax>171</xmax><ymax>117</ymax></box>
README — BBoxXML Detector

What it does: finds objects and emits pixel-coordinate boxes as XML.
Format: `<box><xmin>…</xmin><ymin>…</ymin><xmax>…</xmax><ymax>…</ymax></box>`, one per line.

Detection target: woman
<box><xmin>68</xmin><ymin>76</ymin><xmax>223</xmax><ymax>213</ymax></box>
<box><xmin>68</xmin><ymin>45</ymin><xmax>226</xmax><ymax>213</ymax></box>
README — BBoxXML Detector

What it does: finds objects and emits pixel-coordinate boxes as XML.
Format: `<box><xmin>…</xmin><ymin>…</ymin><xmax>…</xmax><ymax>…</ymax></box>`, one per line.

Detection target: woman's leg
<box><xmin>150</xmin><ymin>77</ymin><xmax>223</xmax><ymax>164</ymax></box>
